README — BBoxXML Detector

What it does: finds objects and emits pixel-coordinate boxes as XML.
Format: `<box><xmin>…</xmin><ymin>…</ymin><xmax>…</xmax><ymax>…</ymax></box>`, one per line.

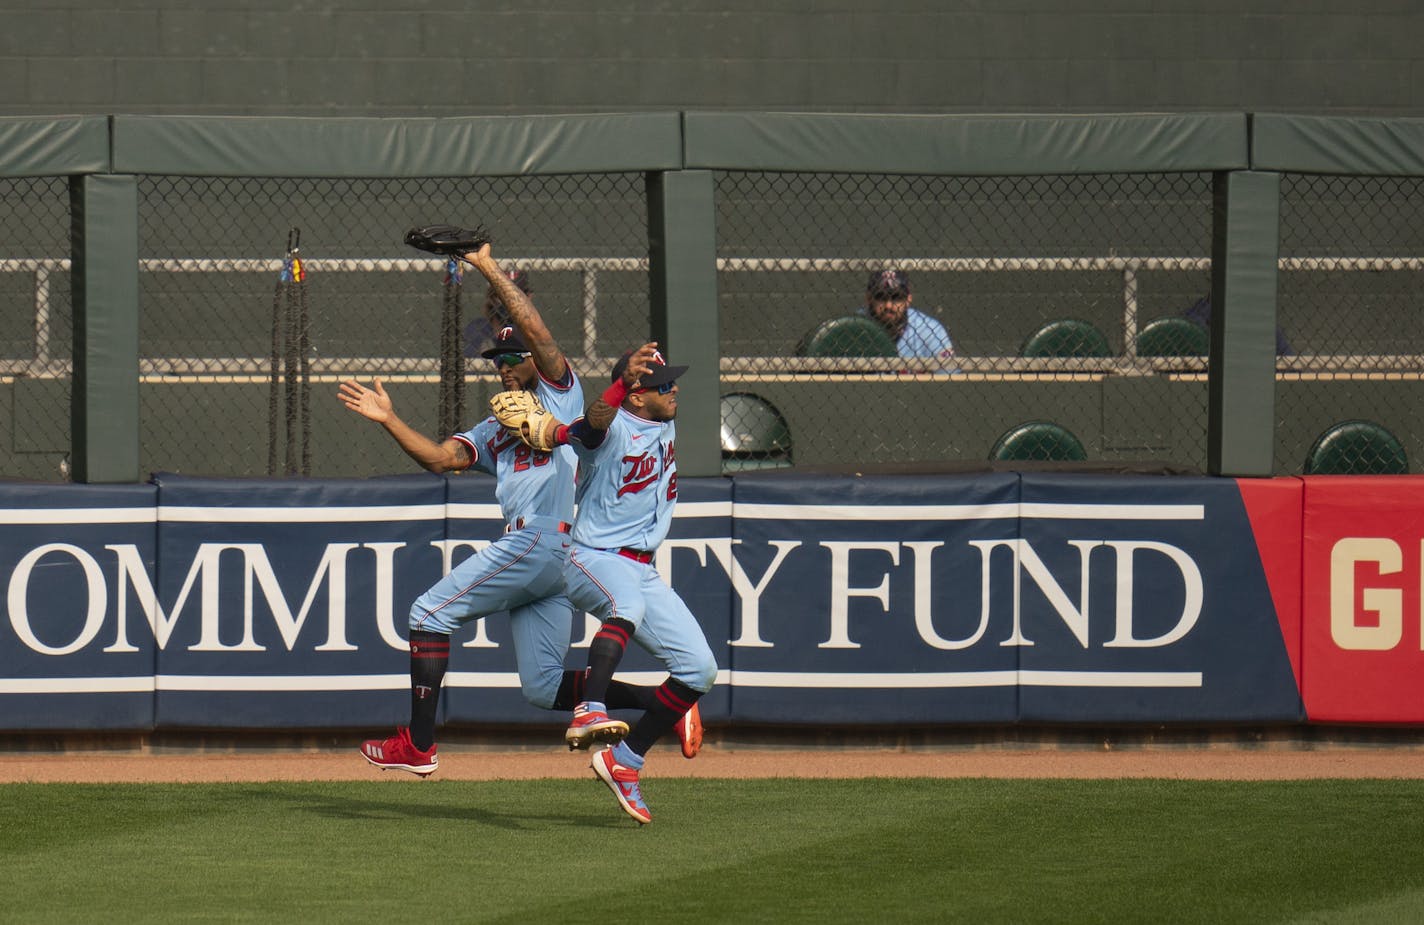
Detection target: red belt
<box><xmin>508</xmin><ymin>517</ymin><xmax>572</xmax><ymax>533</ymax></box>
<box><xmin>617</xmin><ymin>548</ymin><xmax>654</xmax><ymax>564</ymax></box>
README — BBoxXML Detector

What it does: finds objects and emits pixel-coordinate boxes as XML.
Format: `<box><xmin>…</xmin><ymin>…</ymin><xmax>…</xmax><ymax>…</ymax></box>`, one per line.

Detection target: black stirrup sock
<box><xmin>408</xmin><ymin>630</ymin><xmax>449</xmax><ymax>751</ymax></box>
<box><xmin>623</xmin><ymin>678</ymin><xmax>702</xmax><ymax>757</ymax></box>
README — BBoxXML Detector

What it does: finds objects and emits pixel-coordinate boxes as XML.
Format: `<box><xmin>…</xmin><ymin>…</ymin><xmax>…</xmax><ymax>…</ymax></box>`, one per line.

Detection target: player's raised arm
<box><xmin>462</xmin><ymin>243</ymin><xmax>568</xmax><ymax>384</ymax></box>
<box><xmin>584</xmin><ymin>342</ymin><xmax>657</xmax><ymax>430</ymax></box>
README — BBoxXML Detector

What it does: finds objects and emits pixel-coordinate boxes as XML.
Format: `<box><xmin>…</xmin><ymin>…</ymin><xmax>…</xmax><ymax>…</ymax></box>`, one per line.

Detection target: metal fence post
<box><xmin>647</xmin><ymin>168</ymin><xmax>722</xmax><ymax>477</ymax></box>
<box><xmin>1209</xmin><ymin>169</ymin><xmax>1280</xmax><ymax>477</ymax></box>
<box><xmin>70</xmin><ymin>173</ymin><xmax>141</xmax><ymax>483</ymax></box>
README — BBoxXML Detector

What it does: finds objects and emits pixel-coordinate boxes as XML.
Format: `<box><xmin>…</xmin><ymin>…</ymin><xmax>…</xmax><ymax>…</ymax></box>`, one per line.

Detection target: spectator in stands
<box><xmin>463</xmin><ymin>266</ymin><xmax>533</xmax><ymax>358</ymax></box>
<box><xmin>1183</xmin><ymin>295</ymin><xmax>1293</xmax><ymax>356</ymax></box>
<box><xmin>859</xmin><ymin>269</ymin><xmax>958</xmax><ymax>371</ymax></box>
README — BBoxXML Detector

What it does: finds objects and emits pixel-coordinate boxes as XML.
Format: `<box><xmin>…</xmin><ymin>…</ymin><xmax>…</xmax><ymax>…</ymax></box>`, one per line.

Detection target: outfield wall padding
<box><xmin>2</xmin><ymin>472</ymin><xmax>1420</xmax><ymax>731</ymax></box>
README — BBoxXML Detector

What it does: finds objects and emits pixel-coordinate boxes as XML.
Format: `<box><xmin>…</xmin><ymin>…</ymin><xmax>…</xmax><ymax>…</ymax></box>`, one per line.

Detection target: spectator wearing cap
<box><xmin>464</xmin><ymin>268</ymin><xmax>533</xmax><ymax>358</ymax></box>
<box><xmin>858</xmin><ymin>269</ymin><xmax>957</xmax><ymax>370</ymax></box>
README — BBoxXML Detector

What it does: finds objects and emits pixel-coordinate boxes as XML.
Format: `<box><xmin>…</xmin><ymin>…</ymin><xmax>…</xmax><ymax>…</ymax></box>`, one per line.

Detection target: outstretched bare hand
<box><xmin>623</xmin><ymin>342</ymin><xmax>661</xmax><ymax>389</ymax></box>
<box><xmin>338</xmin><ymin>378</ymin><xmax>393</xmax><ymax>423</ymax></box>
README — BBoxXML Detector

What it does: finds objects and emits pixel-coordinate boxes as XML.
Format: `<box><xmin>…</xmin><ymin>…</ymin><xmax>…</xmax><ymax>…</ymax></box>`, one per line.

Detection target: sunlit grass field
<box><xmin>4</xmin><ymin>778</ymin><xmax>1423</xmax><ymax>923</ymax></box>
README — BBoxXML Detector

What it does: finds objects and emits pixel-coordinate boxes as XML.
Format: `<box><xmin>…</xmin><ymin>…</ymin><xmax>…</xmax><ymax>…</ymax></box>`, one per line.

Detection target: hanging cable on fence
<box><xmin>438</xmin><ymin>256</ymin><xmax>465</xmax><ymax>440</ymax></box>
<box><xmin>268</xmin><ymin>229</ymin><xmax>311</xmax><ymax>476</ymax></box>
<box><xmin>296</xmin><ymin>239</ymin><xmax>312</xmax><ymax>477</ymax></box>
<box><xmin>267</xmin><ymin>241</ymin><xmax>283</xmax><ymax>477</ymax></box>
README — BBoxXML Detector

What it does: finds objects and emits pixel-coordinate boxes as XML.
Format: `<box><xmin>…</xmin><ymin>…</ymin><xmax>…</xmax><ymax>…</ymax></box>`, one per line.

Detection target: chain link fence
<box><xmin>1277</xmin><ymin>175</ymin><xmax>1424</xmax><ymax>474</ymax></box>
<box><xmin>133</xmin><ymin>174</ymin><xmax>650</xmax><ymax>478</ymax></box>
<box><xmin>713</xmin><ymin>172</ymin><xmax>1213</xmax><ymax>471</ymax></box>
<box><xmin>1</xmin><ymin>176</ymin><xmax>72</xmax><ymax>482</ymax></box>
<box><xmin>8</xmin><ymin>151</ymin><xmax>1423</xmax><ymax>482</ymax></box>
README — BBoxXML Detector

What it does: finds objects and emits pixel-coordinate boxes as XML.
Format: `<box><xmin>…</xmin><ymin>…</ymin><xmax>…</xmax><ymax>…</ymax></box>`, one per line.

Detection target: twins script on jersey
<box><xmin>568</xmin><ymin>409</ymin><xmax>678</xmax><ymax>551</ymax></box>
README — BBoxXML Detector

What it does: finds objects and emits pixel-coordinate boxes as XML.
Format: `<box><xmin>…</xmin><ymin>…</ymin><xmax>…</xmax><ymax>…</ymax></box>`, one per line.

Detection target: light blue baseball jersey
<box><xmin>560</xmin><ymin>401</ymin><xmax>717</xmax><ymax>694</ymax></box>
<box><xmin>413</xmin><ymin>366</ymin><xmax>586</xmax><ymax>707</ymax></box>
<box><xmin>452</xmin><ymin>368</ymin><xmax>583</xmax><ymax>524</ymax></box>
<box><xmin>567</xmin><ymin>408</ymin><xmax>678</xmax><ymax>551</ymax></box>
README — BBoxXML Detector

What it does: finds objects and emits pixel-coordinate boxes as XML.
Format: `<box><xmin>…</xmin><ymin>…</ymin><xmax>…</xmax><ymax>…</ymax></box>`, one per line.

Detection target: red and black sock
<box><xmin>552</xmin><ymin>669</ymin><xmax>655</xmax><ymax>712</ymax></box>
<box><xmin>624</xmin><ymin>677</ymin><xmax>702</xmax><ymax>757</ymax></box>
<box><xmin>408</xmin><ymin>630</ymin><xmax>449</xmax><ymax>751</ymax></box>
<box><xmin>582</xmin><ymin>618</ymin><xmax>633</xmax><ymax>706</ymax></box>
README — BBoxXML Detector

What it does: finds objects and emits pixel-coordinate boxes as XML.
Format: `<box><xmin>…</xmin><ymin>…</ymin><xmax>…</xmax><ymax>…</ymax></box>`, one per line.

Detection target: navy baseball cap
<box><xmin>611</xmin><ymin>348</ymin><xmax>688</xmax><ymax>389</ymax></box>
<box><xmin>867</xmin><ymin>269</ymin><xmax>911</xmax><ymax>298</ymax></box>
<box><xmin>480</xmin><ymin>325</ymin><xmax>531</xmax><ymax>358</ymax></box>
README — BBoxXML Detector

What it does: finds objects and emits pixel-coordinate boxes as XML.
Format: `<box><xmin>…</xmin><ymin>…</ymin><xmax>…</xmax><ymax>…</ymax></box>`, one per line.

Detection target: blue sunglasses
<box><xmin>635</xmin><ymin>381</ymin><xmax>675</xmax><ymax>395</ymax></box>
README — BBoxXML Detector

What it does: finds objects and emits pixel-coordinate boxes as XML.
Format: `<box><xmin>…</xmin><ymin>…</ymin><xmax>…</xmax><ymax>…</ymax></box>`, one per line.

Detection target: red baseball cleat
<box><xmin>591</xmin><ymin>747</ymin><xmax>651</xmax><ymax>825</ymax></box>
<box><xmin>565</xmin><ymin>702</ymin><xmax>630</xmax><ymax>750</ymax></box>
<box><xmin>359</xmin><ymin>727</ymin><xmax>438</xmax><ymax>777</ymax></box>
<box><xmin>674</xmin><ymin>702</ymin><xmax>703</xmax><ymax>759</ymax></box>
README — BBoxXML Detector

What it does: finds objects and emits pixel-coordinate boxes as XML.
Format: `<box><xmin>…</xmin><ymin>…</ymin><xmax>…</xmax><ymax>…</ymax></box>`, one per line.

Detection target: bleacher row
<box><xmin>717</xmin><ymin>313</ymin><xmax>1408</xmax><ymax>474</ymax></box>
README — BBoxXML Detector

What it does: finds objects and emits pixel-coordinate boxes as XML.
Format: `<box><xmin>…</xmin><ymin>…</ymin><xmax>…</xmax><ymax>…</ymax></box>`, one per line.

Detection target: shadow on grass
<box><xmin>262</xmin><ymin>783</ymin><xmax>632</xmax><ymax>831</ymax></box>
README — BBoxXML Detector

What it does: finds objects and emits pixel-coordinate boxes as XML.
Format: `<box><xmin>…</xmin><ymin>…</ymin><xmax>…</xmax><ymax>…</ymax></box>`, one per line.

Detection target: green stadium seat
<box><xmin>796</xmin><ymin>316</ymin><xmax>898</xmax><ymax>358</ymax></box>
<box><xmin>1019</xmin><ymin>319</ymin><xmax>1112</xmax><ymax>358</ymax></box>
<box><xmin>1136</xmin><ymin>317</ymin><xmax>1209</xmax><ymax>357</ymax></box>
<box><xmin>721</xmin><ymin>392</ymin><xmax>793</xmax><ymax>472</ymax></box>
<box><xmin>989</xmin><ymin>421</ymin><xmax>1088</xmax><ymax>462</ymax></box>
<box><xmin>1304</xmin><ymin>420</ymin><xmax>1408</xmax><ymax>475</ymax></box>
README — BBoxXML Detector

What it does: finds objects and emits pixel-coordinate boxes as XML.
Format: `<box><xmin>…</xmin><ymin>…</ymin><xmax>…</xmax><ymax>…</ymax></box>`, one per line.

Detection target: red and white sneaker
<box><xmin>359</xmin><ymin>727</ymin><xmax>438</xmax><ymax>777</ymax></box>
<box><xmin>674</xmin><ymin>702</ymin><xmax>703</xmax><ymax>759</ymax></box>
<box><xmin>591</xmin><ymin>747</ymin><xmax>651</xmax><ymax>825</ymax></box>
<box><xmin>565</xmin><ymin>702</ymin><xmax>630</xmax><ymax>750</ymax></box>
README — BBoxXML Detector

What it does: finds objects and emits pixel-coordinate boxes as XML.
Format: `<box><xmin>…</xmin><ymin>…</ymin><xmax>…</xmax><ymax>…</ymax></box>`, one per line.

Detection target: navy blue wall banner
<box><xmin>729</xmin><ymin>473</ymin><xmax>1022</xmax><ymax>725</ymax></box>
<box><xmin>150</xmin><ymin>473</ymin><xmax>449</xmax><ymax>729</ymax></box>
<box><xmin>0</xmin><ymin>471</ymin><xmax>1326</xmax><ymax>731</ymax></box>
<box><xmin>0</xmin><ymin>482</ymin><xmax>158</xmax><ymax>730</ymax></box>
<box><xmin>1013</xmin><ymin>474</ymin><xmax>1301</xmax><ymax>723</ymax></box>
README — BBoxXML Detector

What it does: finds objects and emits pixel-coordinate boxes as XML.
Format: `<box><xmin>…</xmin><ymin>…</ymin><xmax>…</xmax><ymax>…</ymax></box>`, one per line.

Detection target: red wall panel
<box><xmin>1301</xmin><ymin>476</ymin><xmax>1424</xmax><ymax>723</ymax></box>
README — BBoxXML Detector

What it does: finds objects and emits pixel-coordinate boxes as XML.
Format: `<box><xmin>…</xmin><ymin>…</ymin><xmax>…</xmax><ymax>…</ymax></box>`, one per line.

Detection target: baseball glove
<box><xmin>403</xmin><ymin>223</ymin><xmax>492</xmax><ymax>257</ymax></box>
<box><xmin>489</xmin><ymin>390</ymin><xmax>563</xmax><ymax>452</ymax></box>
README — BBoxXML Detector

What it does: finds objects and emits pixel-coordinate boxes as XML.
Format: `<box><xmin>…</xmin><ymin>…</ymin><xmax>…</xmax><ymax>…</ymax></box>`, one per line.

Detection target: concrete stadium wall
<box><xmin>1</xmin><ymin>0</ymin><xmax>1421</xmax><ymax>117</ymax></box>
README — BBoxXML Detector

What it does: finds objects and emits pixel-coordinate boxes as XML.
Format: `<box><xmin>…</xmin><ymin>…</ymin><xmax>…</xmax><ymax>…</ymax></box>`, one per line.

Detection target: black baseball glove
<box><xmin>403</xmin><ymin>224</ymin><xmax>492</xmax><ymax>257</ymax></box>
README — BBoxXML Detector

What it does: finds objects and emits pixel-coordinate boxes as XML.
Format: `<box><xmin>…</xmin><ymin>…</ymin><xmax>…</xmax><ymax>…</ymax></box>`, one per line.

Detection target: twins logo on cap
<box><xmin>868</xmin><ymin>269</ymin><xmax>910</xmax><ymax>295</ymax></box>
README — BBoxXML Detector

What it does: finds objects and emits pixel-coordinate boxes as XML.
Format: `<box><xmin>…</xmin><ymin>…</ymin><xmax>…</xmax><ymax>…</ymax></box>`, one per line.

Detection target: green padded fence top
<box><xmin>683</xmin><ymin>112</ymin><xmax>1249</xmax><ymax>175</ymax></box>
<box><xmin>16</xmin><ymin>113</ymin><xmax>1424</xmax><ymax>180</ymax></box>
<box><xmin>1251</xmin><ymin>114</ymin><xmax>1424</xmax><ymax>176</ymax></box>
<box><xmin>109</xmin><ymin>113</ymin><xmax>684</xmax><ymax>177</ymax></box>
<box><xmin>0</xmin><ymin>116</ymin><xmax>109</xmax><ymax>176</ymax></box>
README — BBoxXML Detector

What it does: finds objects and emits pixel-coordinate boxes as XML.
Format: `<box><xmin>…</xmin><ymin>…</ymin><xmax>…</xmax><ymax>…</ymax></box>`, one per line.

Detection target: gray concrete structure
<box><xmin>2</xmin><ymin>1</ymin><xmax>1420</xmax><ymax>118</ymax></box>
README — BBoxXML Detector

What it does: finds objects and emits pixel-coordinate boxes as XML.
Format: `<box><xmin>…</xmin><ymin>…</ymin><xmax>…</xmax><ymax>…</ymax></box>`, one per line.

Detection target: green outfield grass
<box><xmin>3</xmin><ymin>777</ymin><xmax>1422</xmax><ymax>923</ymax></box>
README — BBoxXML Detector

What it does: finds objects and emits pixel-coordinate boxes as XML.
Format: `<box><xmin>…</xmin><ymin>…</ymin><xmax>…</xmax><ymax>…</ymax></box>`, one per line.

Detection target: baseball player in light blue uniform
<box><xmin>343</xmin><ymin>246</ymin><xmax>700</xmax><ymax>778</ymax></box>
<box><xmin>537</xmin><ymin>342</ymin><xmax>718</xmax><ymax>824</ymax></box>
<box><xmin>859</xmin><ymin>268</ymin><xmax>958</xmax><ymax>372</ymax></box>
